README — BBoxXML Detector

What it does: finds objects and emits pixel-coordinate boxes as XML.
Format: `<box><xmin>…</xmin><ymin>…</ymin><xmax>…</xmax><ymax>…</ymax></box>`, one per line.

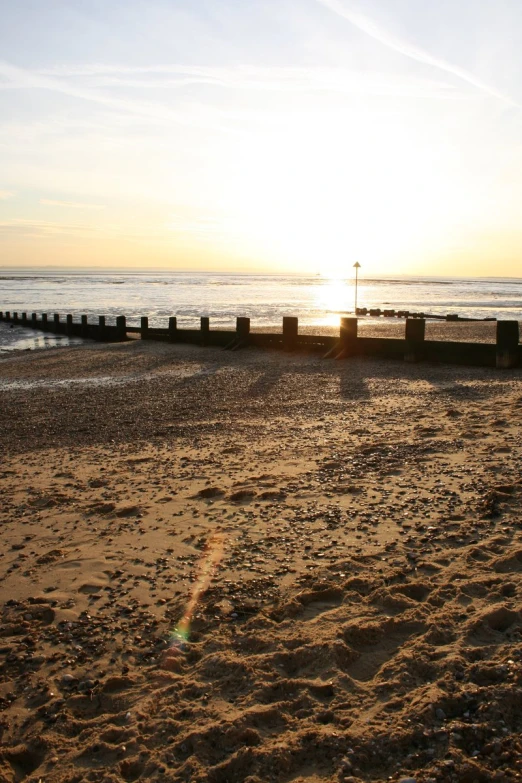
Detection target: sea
<box><xmin>1</xmin><ymin>270</ymin><xmax>522</xmax><ymax>354</ymax></box>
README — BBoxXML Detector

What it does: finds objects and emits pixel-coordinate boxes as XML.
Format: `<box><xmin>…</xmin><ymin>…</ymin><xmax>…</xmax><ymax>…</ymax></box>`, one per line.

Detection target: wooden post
<box><xmin>496</xmin><ymin>321</ymin><xmax>519</xmax><ymax>368</ymax></box>
<box><xmin>324</xmin><ymin>316</ymin><xmax>358</xmax><ymax>359</ymax></box>
<box><xmin>116</xmin><ymin>315</ymin><xmax>126</xmax><ymax>341</ymax></box>
<box><xmin>13</xmin><ymin>312</ymin><xmax>18</xmax><ymax>323</ymax></box>
<box><xmin>201</xmin><ymin>316</ymin><xmax>210</xmax><ymax>346</ymax></box>
<box><xmin>168</xmin><ymin>316</ymin><xmax>177</xmax><ymax>342</ymax></box>
<box><xmin>53</xmin><ymin>313</ymin><xmax>60</xmax><ymax>332</ymax></box>
<box><xmin>22</xmin><ymin>312</ymin><xmax>27</xmax><ymax>324</ymax></box>
<box><xmin>66</xmin><ymin>314</ymin><xmax>73</xmax><ymax>335</ymax></box>
<box><xmin>42</xmin><ymin>313</ymin><xmax>48</xmax><ymax>331</ymax></box>
<box><xmin>31</xmin><ymin>313</ymin><xmax>37</xmax><ymax>328</ymax></box>
<box><xmin>0</xmin><ymin>312</ymin><xmax>3</xmax><ymax>321</ymax></box>
<box><xmin>283</xmin><ymin>316</ymin><xmax>298</xmax><ymax>352</ymax></box>
<box><xmin>141</xmin><ymin>316</ymin><xmax>149</xmax><ymax>340</ymax></box>
<box><xmin>98</xmin><ymin>315</ymin><xmax>106</xmax><ymax>341</ymax></box>
<box><xmin>5</xmin><ymin>312</ymin><xmax>10</xmax><ymax>321</ymax></box>
<box><xmin>236</xmin><ymin>317</ymin><xmax>250</xmax><ymax>340</ymax></box>
<box><xmin>81</xmin><ymin>315</ymin><xmax>88</xmax><ymax>337</ymax></box>
<box><xmin>224</xmin><ymin>317</ymin><xmax>250</xmax><ymax>350</ymax></box>
<box><xmin>338</xmin><ymin>317</ymin><xmax>358</xmax><ymax>359</ymax></box>
<box><xmin>405</xmin><ymin>318</ymin><xmax>425</xmax><ymax>363</ymax></box>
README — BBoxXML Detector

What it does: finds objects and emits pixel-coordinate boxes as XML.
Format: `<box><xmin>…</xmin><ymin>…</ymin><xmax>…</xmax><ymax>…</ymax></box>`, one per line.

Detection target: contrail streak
<box><xmin>0</xmin><ymin>60</ymin><xmax>236</xmax><ymax>131</ymax></box>
<box><xmin>317</xmin><ymin>0</ymin><xmax>519</xmax><ymax>108</ymax></box>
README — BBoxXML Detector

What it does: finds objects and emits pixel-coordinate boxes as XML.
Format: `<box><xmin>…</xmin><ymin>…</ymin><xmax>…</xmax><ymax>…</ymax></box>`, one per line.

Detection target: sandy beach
<box><xmin>1</xmin><ymin>332</ymin><xmax>521</xmax><ymax>783</ymax></box>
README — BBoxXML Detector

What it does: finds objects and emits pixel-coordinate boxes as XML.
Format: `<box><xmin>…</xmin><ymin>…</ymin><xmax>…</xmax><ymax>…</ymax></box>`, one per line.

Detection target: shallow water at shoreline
<box><xmin>0</xmin><ymin>321</ymin><xmax>85</xmax><ymax>355</ymax></box>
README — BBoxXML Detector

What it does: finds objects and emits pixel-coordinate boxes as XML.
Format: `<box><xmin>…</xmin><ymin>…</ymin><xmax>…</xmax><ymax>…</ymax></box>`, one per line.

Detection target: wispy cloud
<box><xmin>0</xmin><ymin>61</ymin><xmax>463</xmax><ymax>101</ymax></box>
<box><xmin>0</xmin><ymin>218</ymin><xmax>90</xmax><ymax>237</ymax></box>
<box><xmin>0</xmin><ymin>190</ymin><xmax>15</xmax><ymax>200</ymax></box>
<box><xmin>167</xmin><ymin>212</ymin><xmax>230</xmax><ymax>239</ymax></box>
<box><xmin>40</xmin><ymin>199</ymin><xmax>105</xmax><ymax>210</ymax></box>
<box><xmin>0</xmin><ymin>61</ymin><xmax>235</xmax><ymax>132</ymax></box>
<box><xmin>0</xmin><ymin>218</ymin><xmax>176</xmax><ymax>242</ymax></box>
<box><xmin>316</xmin><ymin>0</ymin><xmax>519</xmax><ymax>108</ymax></box>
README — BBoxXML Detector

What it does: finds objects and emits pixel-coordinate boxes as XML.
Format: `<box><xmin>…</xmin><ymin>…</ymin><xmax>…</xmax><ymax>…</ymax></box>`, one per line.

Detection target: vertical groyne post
<box><xmin>168</xmin><ymin>316</ymin><xmax>177</xmax><ymax>342</ymax></box>
<box><xmin>283</xmin><ymin>316</ymin><xmax>298</xmax><ymax>352</ymax></box>
<box><xmin>22</xmin><ymin>312</ymin><xmax>27</xmax><ymax>324</ymax></box>
<box><xmin>201</xmin><ymin>316</ymin><xmax>210</xmax><ymax>346</ymax></box>
<box><xmin>5</xmin><ymin>312</ymin><xmax>11</xmax><ymax>321</ymax></box>
<box><xmin>337</xmin><ymin>317</ymin><xmax>358</xmax><ymax>359</ymax></box>
<box><xmin>66</xmin><ymin>314</ymin><xmax>73</xmax><ymax>335</ymax></box>
<box><xmin>53</xmin><ymin>313</ymin><xmax>60</xmax><ymax>332</ymax></box>
<box><xmin>116</xmin><ymin>315</ymin><xmax>126</xmax><ymax>341</ymax></box>
<box><xmin>496</xmin><ymin>321</ymin><xmax>519</xmax><ymax>368</ymax></box>
<box><xmin>13</xmin><ymin>312</ymin><xmax>18</xmax><ymax>323</ymax></box>
<box><xmin>42</xmin><ymin>313</ymin><xmax>48</xmax><ymax>331</ymax></box>
<box><xmin>98</xmin><ymin>315</ymin><xmax>106</xmax><ymax>341</ymax></box>
<box><xmin>141</xmin><ymin>316</ymin><xmax>149</xmax><ymax>340</ymax></box>
<box><xmin>236</xmin><ymin>316</ymin><xmax>250</xmax><ymax>345</ymax></box>
<box><xmin>405</xmin><ymin>318</ymin><xmax>425</xmax><ymax>363</ymax></box>
<box><xmin>81</xmin><ymin>315</ymin><xmax>88</xmax><ymax>338</ymax></box>
<box><xmin>224</xmin><ymin>317</ymin><xmax>250</xmax><ymax>350</ymax></box>
<box><xmin>31</xmin><ymin>313</ymin><xmax>37</xmax><ymax>328</ymax></box>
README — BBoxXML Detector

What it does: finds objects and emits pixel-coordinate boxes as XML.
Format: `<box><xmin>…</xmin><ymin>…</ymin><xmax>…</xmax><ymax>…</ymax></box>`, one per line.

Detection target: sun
<box><xmin>174</xmin><ymin>105</ymin><xmax>468</xmax><ymax>276</ymax></box>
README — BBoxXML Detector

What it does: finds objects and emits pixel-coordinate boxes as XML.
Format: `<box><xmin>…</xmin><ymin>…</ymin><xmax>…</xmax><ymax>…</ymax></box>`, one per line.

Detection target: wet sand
<box><xmin>0</xmin><ymin>334</ymin><xmax>521</xmax><ymax>783</ymax></box>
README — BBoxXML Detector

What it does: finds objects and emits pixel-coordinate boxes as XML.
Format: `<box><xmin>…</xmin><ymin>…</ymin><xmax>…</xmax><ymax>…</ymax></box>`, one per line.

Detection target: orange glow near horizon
<box><xmin>2</xmin><ymin>4</ymin><xmax>522</xmax><ymax>278</ymax></box>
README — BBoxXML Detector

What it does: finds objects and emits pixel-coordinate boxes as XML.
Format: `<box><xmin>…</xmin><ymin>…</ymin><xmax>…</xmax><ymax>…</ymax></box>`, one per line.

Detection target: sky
<box><xmin>1</xmin><ymin>0</ymin><xmax>521</xmax><ymax>277</ymax></box>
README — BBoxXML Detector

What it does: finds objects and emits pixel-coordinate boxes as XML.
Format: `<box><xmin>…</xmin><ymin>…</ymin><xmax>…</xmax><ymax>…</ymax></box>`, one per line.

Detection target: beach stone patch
<box><xmin>86</xmin><ymin>501</ymin><xmax>116</xmax><ymax>515</ymax></box>
<box><xmin>258</xmin><ymin>489</ymin><xmax>287</xmax><ymax>500</ymax></box>
<box><xmin>229</xmin><ymin>489</ymin><xmax>257</xmax><ymax>502</ymax></box>
<box><xmin>196</xmin><ymin>487</ymin><xmax>225</xmax><ymax>499</ymax></box>
<box><xmin>35</xmin><ymin>549</ymin><xmax>66</xmax><ymax>565</ymax></box>
<box><xmin>115</xmin><ymin>505</ymin><xmax>142</xmax><ymax>518</ymax></box>
<box><xmin>88</xmin><ymin>478</ymin><xmax>109</xmax><ymax>488</ymax></box>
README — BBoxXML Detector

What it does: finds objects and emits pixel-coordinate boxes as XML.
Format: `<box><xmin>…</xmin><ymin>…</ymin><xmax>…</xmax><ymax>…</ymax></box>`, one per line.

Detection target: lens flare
<box><xmin>166</xmin><ymin>532</ymin><xmax>224</xmax><ymax>656</ymax></box>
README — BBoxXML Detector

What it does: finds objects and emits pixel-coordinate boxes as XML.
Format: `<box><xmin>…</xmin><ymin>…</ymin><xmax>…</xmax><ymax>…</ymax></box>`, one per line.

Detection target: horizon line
<box><xmin>1</xmin><ymin>266</ymin><xmax>522</xmax><ymax>283</ymax></box>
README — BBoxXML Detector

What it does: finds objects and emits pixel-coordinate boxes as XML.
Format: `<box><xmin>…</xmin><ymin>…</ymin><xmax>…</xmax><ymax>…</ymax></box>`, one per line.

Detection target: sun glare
<box><xmin>197</xmin><ymin>108</ymin><xmax>461</xmax><ymax>276</ymax></box>
<box><xmin>315</xmin><ymin>276</ymin><xmax>355</xmax><ymax>324</ymax></box>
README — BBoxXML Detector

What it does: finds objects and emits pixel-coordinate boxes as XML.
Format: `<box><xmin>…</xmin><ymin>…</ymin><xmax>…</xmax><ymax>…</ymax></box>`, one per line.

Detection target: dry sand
<box><xmin>0</xmin><ymin>332</ymin><xmax>521</xmax><ymax>783</ymax></box>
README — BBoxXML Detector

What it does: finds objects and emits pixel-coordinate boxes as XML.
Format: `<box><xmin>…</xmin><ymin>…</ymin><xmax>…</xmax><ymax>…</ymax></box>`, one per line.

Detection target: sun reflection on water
<box><xmin>314</xmin><ymin>276</ymin><xmax>366</xmax><ymax>325</ymax></box>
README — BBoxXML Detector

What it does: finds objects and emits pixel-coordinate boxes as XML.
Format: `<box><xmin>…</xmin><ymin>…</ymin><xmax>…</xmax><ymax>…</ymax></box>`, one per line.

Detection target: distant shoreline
<box><xmin>2</xmin><ymin>267</ymin><xmax>522</xmax><ymax>284</ymax></box>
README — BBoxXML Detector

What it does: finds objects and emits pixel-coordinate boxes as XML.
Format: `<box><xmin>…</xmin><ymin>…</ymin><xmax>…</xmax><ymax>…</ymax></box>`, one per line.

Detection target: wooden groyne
<box><xmin>0</xmin><ymin>311</ymin><xmax>519</xmax><ymax>368</ymax></box>
<box><xmin>355</xmin><ymin>307</ymin><xmax>496</xmax><ymax>321</ymax></box>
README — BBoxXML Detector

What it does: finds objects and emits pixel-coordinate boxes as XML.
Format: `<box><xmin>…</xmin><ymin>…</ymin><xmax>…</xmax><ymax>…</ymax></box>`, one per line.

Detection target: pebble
<box><xmin>398</xmin><ymin>778</ymin><xmax>417</xmax><ymax>783</ymax></box>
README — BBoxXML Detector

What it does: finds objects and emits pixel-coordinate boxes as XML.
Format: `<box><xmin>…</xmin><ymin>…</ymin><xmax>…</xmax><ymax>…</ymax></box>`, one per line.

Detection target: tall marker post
<box><xmin>353</xmin><ymin>261</ymin><xmax>361</xmax><ymax>313</ymax></box>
